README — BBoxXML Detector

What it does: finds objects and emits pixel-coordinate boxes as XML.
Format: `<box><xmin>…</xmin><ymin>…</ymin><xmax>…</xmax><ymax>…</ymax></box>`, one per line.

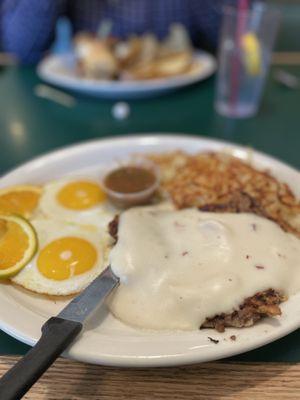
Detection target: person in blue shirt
<box><xmin>1</xmin><ymin>0</ymin><xmax>231</xmax><ymax>64</ymax></box>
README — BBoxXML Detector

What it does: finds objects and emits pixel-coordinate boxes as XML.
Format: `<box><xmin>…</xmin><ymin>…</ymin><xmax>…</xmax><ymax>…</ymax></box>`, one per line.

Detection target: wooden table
<box><xmin>0</xmin><ymin>356</ymin><xmax>299</xmax><ymax>399</ymax></box>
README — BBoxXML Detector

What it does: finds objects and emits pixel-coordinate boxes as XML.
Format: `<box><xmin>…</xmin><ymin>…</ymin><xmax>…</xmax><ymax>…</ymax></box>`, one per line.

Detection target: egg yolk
<box><xmin>0</xmin><ymin>190</ymin><xmax>40</xmax><ymax>217</ymax></box>
<box><xmin>37</xmin><ymin>237</ymin><xmax>98</xmax><ymax>280</ymax></box>
<box><xmin>0</xmin><ymin>220</ymin><xmax>29</xmax><ymax>269</ymax></box>
<box><xmin>57</xmin><ymin>181</ymin><xmax>106</xmax><ymax>210</ymax></box>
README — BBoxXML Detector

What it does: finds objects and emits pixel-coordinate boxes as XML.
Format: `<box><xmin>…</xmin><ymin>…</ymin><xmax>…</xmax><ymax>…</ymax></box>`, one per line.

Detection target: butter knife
<box><xmin>0</xmin><ymin>266</ymin><xmax>119</xmax><ymax>400</ymax></box>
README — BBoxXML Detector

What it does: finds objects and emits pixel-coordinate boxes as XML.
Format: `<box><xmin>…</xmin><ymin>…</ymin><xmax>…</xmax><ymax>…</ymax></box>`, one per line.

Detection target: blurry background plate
<box><xmin>37</xmin><ymin>52</ymin><xmax>216</xmax><ymax>99</ymax></box>
<box><xmin>0</xmin><ymin>134</ymin><xmax>299</xmax><ymax>367</ymax></box>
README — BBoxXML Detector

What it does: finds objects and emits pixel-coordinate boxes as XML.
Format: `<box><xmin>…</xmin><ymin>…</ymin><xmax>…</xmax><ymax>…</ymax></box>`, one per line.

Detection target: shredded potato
<box><xmin>147</xmin><ymin>151</ymin><xmax>300</xmax><ymax>237</ymax></box>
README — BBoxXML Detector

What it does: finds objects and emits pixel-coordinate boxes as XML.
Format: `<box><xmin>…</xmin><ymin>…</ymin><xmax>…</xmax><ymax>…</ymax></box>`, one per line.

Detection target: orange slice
<box><xmin>0</xmin><ymin>214</ymin><xmax>37</xmax><ymax>278</ymax></box>
<box><xmin>0</xmin><ymin>185</ymin><xmax>42</xmax><ymax>218</ymax></box>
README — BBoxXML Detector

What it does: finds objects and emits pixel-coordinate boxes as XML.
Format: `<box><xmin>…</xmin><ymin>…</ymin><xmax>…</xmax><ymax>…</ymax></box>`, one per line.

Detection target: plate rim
<box><xmin>0</xmin><ymin>133</ymin><xmax>299</xmax><ymax>367</ymax></box>
<box><xmin>1</xmin><ymin>132</ymin><xmax>298</xmax><ymax>181</ymax></box>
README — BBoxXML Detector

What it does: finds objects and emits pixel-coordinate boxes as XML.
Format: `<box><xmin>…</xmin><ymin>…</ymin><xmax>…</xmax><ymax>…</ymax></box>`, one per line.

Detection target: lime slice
<box><xmin>0</xmin><ymin>214</ymin><xmax>38</xmax><ymax>278</ymax></box>
<box><xmin>241</xmin><ymin>32</ymin><xmax>262</xmax><ymax>76</ymax></box>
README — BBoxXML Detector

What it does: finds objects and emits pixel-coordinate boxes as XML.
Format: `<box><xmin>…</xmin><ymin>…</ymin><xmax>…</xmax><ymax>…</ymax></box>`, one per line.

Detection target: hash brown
<box><xmin>148</xmin><ymin>151</ymin><xmax>300</xmax><ymax>237</ymax></box>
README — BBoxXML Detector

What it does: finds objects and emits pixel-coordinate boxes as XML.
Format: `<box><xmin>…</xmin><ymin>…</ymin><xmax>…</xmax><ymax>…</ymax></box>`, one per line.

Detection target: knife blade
<box><xmin>0</xmin><ymin>266</ymin><xmax>119</xmax><ymax>400</ymax></box>
<box><xmin>58</xmin><ymin>265</ymin><xmax>119</xmax><ymax>323</ymax></box>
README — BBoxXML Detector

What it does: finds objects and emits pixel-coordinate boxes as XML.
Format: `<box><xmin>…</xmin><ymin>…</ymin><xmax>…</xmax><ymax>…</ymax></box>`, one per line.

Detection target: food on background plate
<box><xmin>121</xmin><ymin>51</ymin><xmax>193</xmax><ymax>81</ymax></box>
<box><xmin>74</xmin><ymin>32</ymin><xmax>119</xmax><ymax>80</ymax></box>
<box><xmin>0</xmin><ymin>150</ymin><xmax>299</xmax><ymax>333</ymax></box>
<box><xmin>73</xmin><ymin>24</ymin><xmax>198</xmax><ymax>81</ymax></box>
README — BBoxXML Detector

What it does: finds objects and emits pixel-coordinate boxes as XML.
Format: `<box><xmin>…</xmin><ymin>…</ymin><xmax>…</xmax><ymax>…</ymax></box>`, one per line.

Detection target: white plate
<box><xmin>37</xmin><ymin>52</ymin><xmax>216</xmax><ymax>99</ymax></box>
<box><xmin>0</xmin><ymin>134</ymin><xmax>299</xmax><ymax>367</ymax></box>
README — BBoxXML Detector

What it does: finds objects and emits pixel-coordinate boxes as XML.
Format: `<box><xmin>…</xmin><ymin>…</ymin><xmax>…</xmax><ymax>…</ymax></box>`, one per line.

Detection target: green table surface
<box><xmin>0</xmin><ymin>65</ymin><xmax>299</xmax><ymax>363</ymax></box>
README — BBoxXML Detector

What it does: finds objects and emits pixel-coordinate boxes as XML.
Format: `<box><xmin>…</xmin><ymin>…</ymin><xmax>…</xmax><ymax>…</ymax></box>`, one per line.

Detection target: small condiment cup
<box><xmin>100</xmin><ymin>159</ymin><xmax>160</xmax><ymax>209</ymax></box>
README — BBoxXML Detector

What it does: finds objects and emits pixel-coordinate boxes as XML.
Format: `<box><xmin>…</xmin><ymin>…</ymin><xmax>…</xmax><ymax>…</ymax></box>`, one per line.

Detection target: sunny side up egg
<box><xmin>12</xmin><ymin>219</ymin><xmax>111</xmax><ymax>295</ymax></box>
<box><xmin>38</xmin><ymin>178</ymin><xmax>116</xmax><ymax>230</ymax></box>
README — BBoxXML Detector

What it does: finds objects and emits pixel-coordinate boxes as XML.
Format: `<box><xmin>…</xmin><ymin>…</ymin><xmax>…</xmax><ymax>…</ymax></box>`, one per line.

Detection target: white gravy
<box><xmin>109</xmin><ymin>206</ymin><xmax>300</xmax><ymax>330</ymax></box>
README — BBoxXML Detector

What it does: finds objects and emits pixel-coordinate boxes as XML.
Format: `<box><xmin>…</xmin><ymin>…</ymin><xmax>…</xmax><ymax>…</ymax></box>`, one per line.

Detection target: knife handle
<box><xmin>0</xmin><ymin>317</ymin><xmax>82</xmax><ymax>400</ymax></box>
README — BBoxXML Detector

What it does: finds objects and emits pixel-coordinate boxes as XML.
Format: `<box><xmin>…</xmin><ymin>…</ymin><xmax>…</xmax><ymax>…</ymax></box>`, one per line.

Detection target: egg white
<box><xmin>37</xmin><ymin>177</ymin><xmax>116</xmax><ymax>231</ymax></box>
<box><xmin>11</xmin><ymin>219</ymin><xmax>113</xmax><ymax>295</ymax></box>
